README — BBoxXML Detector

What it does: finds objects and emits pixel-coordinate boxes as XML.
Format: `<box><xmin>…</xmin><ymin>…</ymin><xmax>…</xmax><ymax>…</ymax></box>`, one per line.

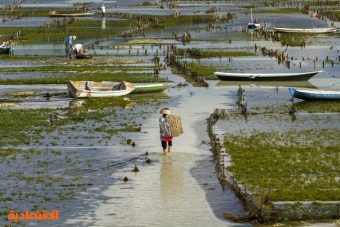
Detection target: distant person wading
<box><xmin>100</xmin><ymin>3</ymin><xmax>105</xmax><ymax>17</ymax></box>
<box><xmin>159</xmin><ymin>108</ymin><xmax>173</xmax><ymax>155</ymax></box>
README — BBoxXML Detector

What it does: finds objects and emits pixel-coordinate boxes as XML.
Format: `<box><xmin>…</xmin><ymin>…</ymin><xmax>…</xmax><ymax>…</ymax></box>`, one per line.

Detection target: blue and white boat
<box><xmin>288</xmin><ymin>87</ymin><xmax>340</xmax><ymax>100</ymax></box>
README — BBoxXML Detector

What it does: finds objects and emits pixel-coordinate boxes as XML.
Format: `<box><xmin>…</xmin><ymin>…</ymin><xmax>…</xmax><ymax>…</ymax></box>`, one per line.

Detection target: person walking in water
<box><xmin>159</xmin><ymin>108</ymin><xmax>173</xmax><ymax>155</ymax></box>
<box><xmin>64</xmin><ymin>35</ymin><xmax>76</xmax><ymax>56</ymax></box>
<box><xmin>100</xmin><ymin>3</ymin><xmax>105</xmax><ymax>18</ymax></box>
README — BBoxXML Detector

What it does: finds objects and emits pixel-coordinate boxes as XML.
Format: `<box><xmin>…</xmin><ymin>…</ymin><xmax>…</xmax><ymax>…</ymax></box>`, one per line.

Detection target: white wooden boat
<box><xmin>247</xmin><ymin>9</ymin><xmax>260</xmax><ymax>29</ymax></box>
<box><xmin>67</xmin><ymin>80</ymin><xmax>135</xmax><ymax>98</ymax></box>
<box><xmin>248</xmin><ymin>20</ymin><xmax>260</xmax><ymax>29</ymax></box>
<box><xmin>49</xmin><ymin>11</ymin><xmax>95</xmax><ymax>17</ymax></box>
<box><xmin>214</xmin><ymin>70</ymin><xmax>322</xmax><ymax>81</ymax></box>
<box><xmin>289</xmin><ymin>88</ymin><xmax>340</xmax><ymax>100</ymax></box>
<box><xmin>272</xmin><ymin>27</ymin><xmax>337</xmax><ymax>33</ymax></box>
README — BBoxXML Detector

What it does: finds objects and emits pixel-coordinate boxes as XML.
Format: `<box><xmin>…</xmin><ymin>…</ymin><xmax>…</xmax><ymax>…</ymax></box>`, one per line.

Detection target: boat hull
<box><xmin>76</xmin><ymin>53</ymin><xmax>92</xmax><ymax>59</ymax></box>
<box><xmin>272</xmin><ymin>27</ymin><xmax>336</xmax><ymax>33</ymax></box>
<box><xmin>67</xmin><ymin>80</ymin><xmax>135</xmax><ymax>98</ymax></box>
<box><xmin>289</xmin><ymin>88</ymin><xmax>340</xmax><ymax>100</ymax></box>
<box><xmin>216</xmin><ymin>81</ymin><xmax>316</xmax><ymax>88</ymax></box>
<box><xmin>248</xmin><ymin>23</ymin><xmax>260</xmax><ymax>29</ymax></box>
<box><xmin>49</xmin><ymin>11</ymin><xmax>95</xmax><ymax>17</ymax></box>
<box><xmin>0</xmin><ymin>47</ymin><xmax>10</xmax><ymax>54</ymax></box>
<box><xmin>132</xmin><ymin>83</ymin><xmax>169</xmax><ymax>94</ymax></box>
<box><xmin>214</xmin><ymin>71</ymin><xmax>322</xmax><ymax>81</ymax></box>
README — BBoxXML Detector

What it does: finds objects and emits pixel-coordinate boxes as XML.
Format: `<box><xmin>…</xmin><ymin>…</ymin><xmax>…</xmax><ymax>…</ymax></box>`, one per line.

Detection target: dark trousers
<box><xmin>161</xmin><ymin>140</ymin><xmax>172</xmax><ymax>149</ymax></box>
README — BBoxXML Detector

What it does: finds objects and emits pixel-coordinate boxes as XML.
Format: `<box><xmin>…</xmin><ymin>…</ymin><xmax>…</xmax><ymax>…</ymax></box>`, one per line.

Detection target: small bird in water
<box><xmin>146</xmin><ymin>158</ymin><xmax>151</xmax><ymax>164</ymax></box>
<box><xmin>133</xmin><ymin>165</ymin><xmax>139</xmax><ymax>172</ymax></box>
<box><xmin>123</xmin><ymin>176</ymin><xmax>129</xmax><ymax>182</ymax></box>
<box><xmin>144</xmin><ymin>151</ymin><xmax>149</xmax><ymax>156</ymax></box>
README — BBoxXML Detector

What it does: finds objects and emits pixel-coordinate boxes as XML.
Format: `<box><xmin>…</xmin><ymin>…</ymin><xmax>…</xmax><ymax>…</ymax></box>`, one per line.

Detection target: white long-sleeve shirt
<box><xmin>101</xmin><ymin>4</ymin><xmax>105</xmax><ymax>13</ymax></box>
<box><xmin>72</xmin><ymin>44</ymin><xmax>83</xmax><ymax>52</ymax></box>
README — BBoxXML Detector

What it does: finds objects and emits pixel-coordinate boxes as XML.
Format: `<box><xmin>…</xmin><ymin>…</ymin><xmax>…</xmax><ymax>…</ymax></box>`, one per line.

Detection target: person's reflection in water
<box><xmin>160</xmin><ymin>155</ymin><xmax>183</xmax><ymax>203</ymax></box>
<box><xmin>101</xmin><ymin>18</ymin><xmax>106</xmax><ymax>29</ymax></box>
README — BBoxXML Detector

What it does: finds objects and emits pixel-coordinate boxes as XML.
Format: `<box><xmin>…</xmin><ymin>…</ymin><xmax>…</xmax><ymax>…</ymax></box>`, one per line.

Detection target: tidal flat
<box><xmin>0</xmin><ymin>0</ymin><xmax>340</xmax><ymax>226</ymax></box>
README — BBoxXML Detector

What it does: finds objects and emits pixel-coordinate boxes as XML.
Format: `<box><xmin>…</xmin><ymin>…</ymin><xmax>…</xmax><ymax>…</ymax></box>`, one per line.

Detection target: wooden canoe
<box><xmin>288</xmin><ymin>88</ymin><xmax>340</xmax><ymax>100</ymax></box>
<box><xmin>49</xmin><ymin>11</ymin><xmax>95</xmax><ymax>17</ymax></box>
<box><xmin>272</xmin><ymin>27</ymin><xmax>337</xmax><ymax>33</ymax></box>
<box><xmin>131</xmin><ymin>83</ymin><xmax>169</xmax><ymax>94</ymax></box>
<box><xmin>214</xmin><ymin>70</ymin><xmax>322</xmax><ymax>81</ymax></box>
<box><xmin>67</xmin><ymin>80</ymin><xmax>135</xmax><ymax>98</ymax></box>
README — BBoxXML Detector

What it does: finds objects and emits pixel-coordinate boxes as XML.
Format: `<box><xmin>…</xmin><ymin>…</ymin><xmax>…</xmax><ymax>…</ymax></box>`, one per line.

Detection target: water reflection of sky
<box><xmin>1</xmin><ymin>17</ymin><xmax>53</xmax><ymax>27</ymax></box>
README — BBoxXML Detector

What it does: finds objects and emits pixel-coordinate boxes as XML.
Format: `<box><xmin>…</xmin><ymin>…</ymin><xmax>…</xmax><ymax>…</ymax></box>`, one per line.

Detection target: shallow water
<box><xmin>0</xmin><ymin>74</ymin><xmax>254</xmax><ymax>226</ymax></box>
<box><xmin>1</xmin><ymin>2</ymin><xmax>340</xmax><ymax>226</ymax></box>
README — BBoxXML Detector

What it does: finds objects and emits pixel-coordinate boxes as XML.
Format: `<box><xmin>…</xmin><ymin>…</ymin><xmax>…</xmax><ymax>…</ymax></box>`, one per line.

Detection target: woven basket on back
<box><xmin>166</xmin><ymin>115</ymin><xmax>183</xmax><ymax>137</ymax></box>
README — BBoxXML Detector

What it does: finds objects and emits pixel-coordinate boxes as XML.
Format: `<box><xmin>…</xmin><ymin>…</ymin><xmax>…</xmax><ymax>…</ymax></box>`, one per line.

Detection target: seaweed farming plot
<box><xmin>212</xmin><ymin>81</ymin><xmax>340</xmax><ymax>134</ymax></box>
<box><xmin>13</xmin><ymin>41</ymin><xmax>176</xmax><ymax>56</ymax></box>
<box><xmin>0</xmin><ymin>17</ymin><xmax>54</xmax><ymax>27</ymax></box>
<box><xmin>12</xmin><ymin>44</ymin><xmax>69</xmax><ymax>55</ymax></box>
<box><xmin>0</xmin><ymin>146</ymin><xmax>151</xmax><ymax>226</ymax></box>
<box><xmin>1</xmin><ymin>1</ymin><xmax>340</xmax><ymax>225</ymax></box>
<box><xmin>0</xmin><ymin>72</ymin><xmax>67</xmax><ymax>79</ymax></box>
<box><xmin>208</xmin><ymin>84</ymin><xmax>340</xmax><ymax>222</ymax></box>
<box><xmin>0</xmin><ymin>96</ymin><xmax>168</xmax><ymax>225</ymax></box>
<box><xmin>0</xmin><ymin>84</ymin><xmax>69</xmax><ymax>108</ymax></box>
<box><xmin>215</xmin><ymin>106</ymin><xmax>340</xmax><ymax>134</ymax></box>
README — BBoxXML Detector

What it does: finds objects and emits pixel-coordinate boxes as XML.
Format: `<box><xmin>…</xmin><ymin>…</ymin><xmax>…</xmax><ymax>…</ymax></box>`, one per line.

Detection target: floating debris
<box><xmin>127</xmin><ymin>138</ymin><xmax>132</xmax><ymax>145</ymax></box>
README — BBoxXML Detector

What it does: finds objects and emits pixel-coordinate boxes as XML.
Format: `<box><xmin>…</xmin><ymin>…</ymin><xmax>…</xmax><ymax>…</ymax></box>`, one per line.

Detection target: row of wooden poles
<box><xmin>82</xmin><ymin>39</ymin><xmax>339</xmax><ymax>71</ymax></box>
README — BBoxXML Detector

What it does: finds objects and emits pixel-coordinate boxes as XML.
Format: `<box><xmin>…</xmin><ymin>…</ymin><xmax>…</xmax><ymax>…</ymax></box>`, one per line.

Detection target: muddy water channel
<box><xmin>1</xmin><ymin>1</ymin><xmax>340</xmax><ymax>226</ymax></box>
